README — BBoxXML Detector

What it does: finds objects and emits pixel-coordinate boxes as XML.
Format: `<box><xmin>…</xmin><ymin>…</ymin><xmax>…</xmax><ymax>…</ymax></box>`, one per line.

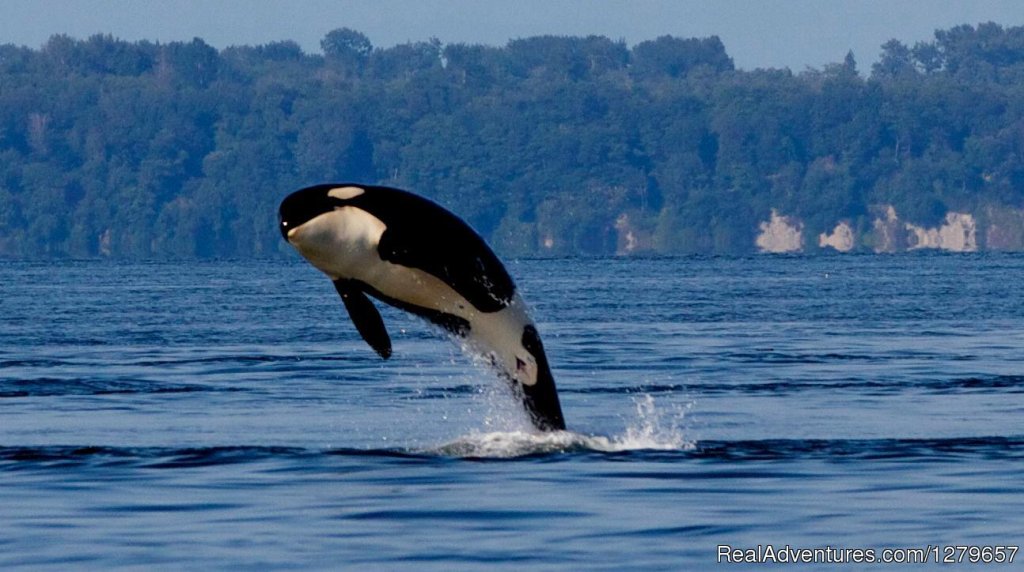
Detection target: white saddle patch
<box><xmin>327</xmin><ymin>186</ymin><xmax>366</xmax><ymax>200</ymax></box>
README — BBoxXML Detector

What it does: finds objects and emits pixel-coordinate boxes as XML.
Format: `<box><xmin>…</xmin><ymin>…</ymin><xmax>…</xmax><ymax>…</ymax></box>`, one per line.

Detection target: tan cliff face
<box><xmin>985</xmin><ymin>207</ymin><xmax>1024</xmax><ymax>250</ymax></box>
<box><xmin>818</xmin><ymin>222</ymin><xmax>855</xmax><ymax>252</ymax></box>
<box><xmin>755</xmin><ymin>205</ymin><xmax>984</xmax><ymax>254</ymax></box>
<box><xmin>614</xmin><ymin>213</ymin><xmax>652</xmax><ymax>255</ymax></box>
<box><xmin>905</xmin><ymin>213</ymin><xmax>977</xmax><ymax>252</ymax></box>
<box><xmin>872</xmin><ymin>206</ymin><xmax>979</xmax><ymax>253</ymax></box>
<box><xmin>872</xmin><ymin>205</ymin><xmax>902</xmax><ymax>253</ymax></box>
<box><xmin>614</xmin><ymin>204</ymin><xmax>1024</xmax><ymax>255</ymax></box>
<box><xmin>755</xmin><ymin>209</ymin><xmax>803</xmax><ymax>253</ymax></box>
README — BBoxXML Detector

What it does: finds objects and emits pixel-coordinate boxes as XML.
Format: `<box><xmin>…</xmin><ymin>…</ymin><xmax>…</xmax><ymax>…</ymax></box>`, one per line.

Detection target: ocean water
<box><xmin>1</xmin><ymin>254</ymin><xmax>1022</xmax><ymax>570</ymax></box>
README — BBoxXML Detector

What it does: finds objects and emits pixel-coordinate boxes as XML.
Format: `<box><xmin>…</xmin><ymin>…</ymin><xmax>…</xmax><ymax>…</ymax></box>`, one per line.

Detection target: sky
<box><xmin>3</xmin><ymin>0</ymin><xmax>1024</xmax><ymax>71</ymax></box>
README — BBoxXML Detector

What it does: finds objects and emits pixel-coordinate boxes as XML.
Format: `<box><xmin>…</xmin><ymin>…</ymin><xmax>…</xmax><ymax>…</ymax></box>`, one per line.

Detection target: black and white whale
<box><xmin>279</xmin><ymin>183</ymin><xmax>566</xmax><ymax>431</ymax></box>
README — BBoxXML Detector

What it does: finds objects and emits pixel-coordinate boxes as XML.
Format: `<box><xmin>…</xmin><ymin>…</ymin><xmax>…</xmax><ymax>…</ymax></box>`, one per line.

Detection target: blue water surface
<box><xmin>1</xmin><ymin>254</ymin><xmax>1023</xmax><ymax>570</ymax></box>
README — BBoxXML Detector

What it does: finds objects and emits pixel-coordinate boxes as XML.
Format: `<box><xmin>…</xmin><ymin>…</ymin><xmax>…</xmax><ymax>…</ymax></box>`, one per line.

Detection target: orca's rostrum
<box><xmin>279</xmin><ymin>184</ymin><xmax>566</xmax><ymax>431</ymax></box>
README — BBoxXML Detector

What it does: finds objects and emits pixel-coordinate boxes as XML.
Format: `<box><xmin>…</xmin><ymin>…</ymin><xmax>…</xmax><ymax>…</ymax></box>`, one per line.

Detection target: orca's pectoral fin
<box><xmin>333</xmin><ymin>279</ymin><xmax>392</xmax><ymax>359</ymax></box>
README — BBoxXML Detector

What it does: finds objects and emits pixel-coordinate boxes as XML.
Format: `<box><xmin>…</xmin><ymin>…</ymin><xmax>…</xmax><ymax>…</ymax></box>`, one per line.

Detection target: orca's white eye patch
<box><xmin>328</xmin><ymin>186</ymin><xmax>366</xmax><ymax>200</ymax></box>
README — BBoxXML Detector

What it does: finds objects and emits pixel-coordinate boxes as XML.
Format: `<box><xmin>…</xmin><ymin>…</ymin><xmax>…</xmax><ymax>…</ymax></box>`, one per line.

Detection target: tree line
<box><xmin>3</xmin><ymin>23</ymin><xmax>1024</xmax><ymax>258</ymax></box>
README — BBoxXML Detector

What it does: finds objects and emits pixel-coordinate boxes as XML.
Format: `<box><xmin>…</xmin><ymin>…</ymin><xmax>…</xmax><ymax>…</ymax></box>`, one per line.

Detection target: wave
<box><xmin>432</xmin><ymin>394</ymin><xmax>690</xmax><ymax>457</ymax></box>
<box><xmin>0</xmin><ymin>378</ymin><xmax>245</xmax><ymax>398</ymax></box>
<box><xmin>7</xmin><ymin>374</ymin><xmax>1020</xmax><ymax>400</ymax></box>
<box><xmin>426</xmin><ymin>430</ymin><xmax>691</xmax><ymax>458</ymax></box>
<box><xmin>691</xmin><ymin>436</ymin><xmax>1024</xmax><ymax>462</ymax></box>
<box><xmin>719</xmin><ymin>350</ymin><xmax>889</xmax><ymax>364</ymax></box>
<box><xmin>565</xmin><ymin>375</ymin><xmax>1024</xmax><ymax>396</ymax></box>
<box><xmin>2</xmin><ymin>436</ymin><xmax>1020</xmax><ymax>470</ymax></box>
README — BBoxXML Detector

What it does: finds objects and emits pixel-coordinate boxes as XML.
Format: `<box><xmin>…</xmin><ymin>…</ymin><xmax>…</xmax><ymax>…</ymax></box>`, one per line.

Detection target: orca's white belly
<box><xmin>363</xmin><ymin>263</ymin><xmax>540</xmax><ymax>387</ymax></box>
<box><xmin>289</xmin><ymin>207</ymin><xmax>540</xmax><ymax>386</ymax></box>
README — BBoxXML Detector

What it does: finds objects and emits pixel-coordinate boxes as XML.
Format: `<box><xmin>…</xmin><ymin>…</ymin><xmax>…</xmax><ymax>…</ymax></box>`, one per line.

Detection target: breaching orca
<box><xmin>278</xmin><ymin>184</ymin><xmax>566</xmax><ymax>431</ymax></box>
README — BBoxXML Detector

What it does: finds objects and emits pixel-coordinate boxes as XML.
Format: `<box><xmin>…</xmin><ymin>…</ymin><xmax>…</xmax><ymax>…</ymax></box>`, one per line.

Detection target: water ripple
<box><xmin>565</xmin><ymin>375</ymin><xmax>1024</xmax><ymax>396</ymax></box>
<box><xmin>0</xmin><ymin>378</ymin><xmax>246</xmax><ymax>398</ymax></box>
<box><xmin>1</xmin><ymin>436</ymin><xmax>1019</xmax><ymax>469</ymax></box>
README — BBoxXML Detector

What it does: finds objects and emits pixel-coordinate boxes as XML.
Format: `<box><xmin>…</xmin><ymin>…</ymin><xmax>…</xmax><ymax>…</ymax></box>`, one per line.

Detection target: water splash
<box><xmin>613</xmin><ymin>394</ymin><xmax>690</xmax><ymax>450</ymax></box>
<box><xmin>429</xmin><ymin>394</ymin><xmax>693</xmax><ymax>458</ymax></box>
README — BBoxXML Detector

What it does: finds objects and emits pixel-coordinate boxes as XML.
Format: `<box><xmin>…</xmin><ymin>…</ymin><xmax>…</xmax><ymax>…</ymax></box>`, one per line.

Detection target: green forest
<box><xmin>4</xmin><ymin>23</ymin><xmax>1024</xmax><ymax>258</ymax></box>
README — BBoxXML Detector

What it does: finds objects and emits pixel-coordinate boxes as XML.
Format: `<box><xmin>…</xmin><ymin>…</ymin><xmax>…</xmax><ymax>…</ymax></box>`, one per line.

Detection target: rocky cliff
<box><xmin>752</xmin><ymin>205</ymin><xmax>1015</xmax><ymax>254</ymax></box>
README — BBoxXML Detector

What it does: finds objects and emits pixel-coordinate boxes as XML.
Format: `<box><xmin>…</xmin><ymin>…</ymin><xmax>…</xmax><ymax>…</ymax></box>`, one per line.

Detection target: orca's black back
<box><xmin>342</xmin><ymin>185</ymin><xmax>516</xmax><ymax>313</ymax></box>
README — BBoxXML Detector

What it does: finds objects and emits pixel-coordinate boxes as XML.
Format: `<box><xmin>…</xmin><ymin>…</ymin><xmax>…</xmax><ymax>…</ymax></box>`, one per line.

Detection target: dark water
<box><xmin>2</xmin><ymin>255</ymin><xmax>1023</xmax><ymax>570</ymax></box>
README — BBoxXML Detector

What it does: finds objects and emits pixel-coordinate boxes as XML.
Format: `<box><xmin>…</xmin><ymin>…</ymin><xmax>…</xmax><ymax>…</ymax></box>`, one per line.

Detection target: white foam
<box><xmin>425</xmin><ymin>395</ymin><xmax>694</xmax><ymax>458</ymax></box>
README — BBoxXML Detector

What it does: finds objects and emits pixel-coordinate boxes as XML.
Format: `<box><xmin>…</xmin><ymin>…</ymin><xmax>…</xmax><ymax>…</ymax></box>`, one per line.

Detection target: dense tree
<box><xmin>631</xmin><ymin>35</ymin><xmax>733</xmax><ymax>78</ymax></box>
<box><xmin>4</xmin><ymin>24</ymin><xmax>1024</xmax><ymax>258</ymax></box>
<box><xmin>321</xmin><ymin>27</ymin><xmax>372</xmax><ymax>77</ymax></box>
